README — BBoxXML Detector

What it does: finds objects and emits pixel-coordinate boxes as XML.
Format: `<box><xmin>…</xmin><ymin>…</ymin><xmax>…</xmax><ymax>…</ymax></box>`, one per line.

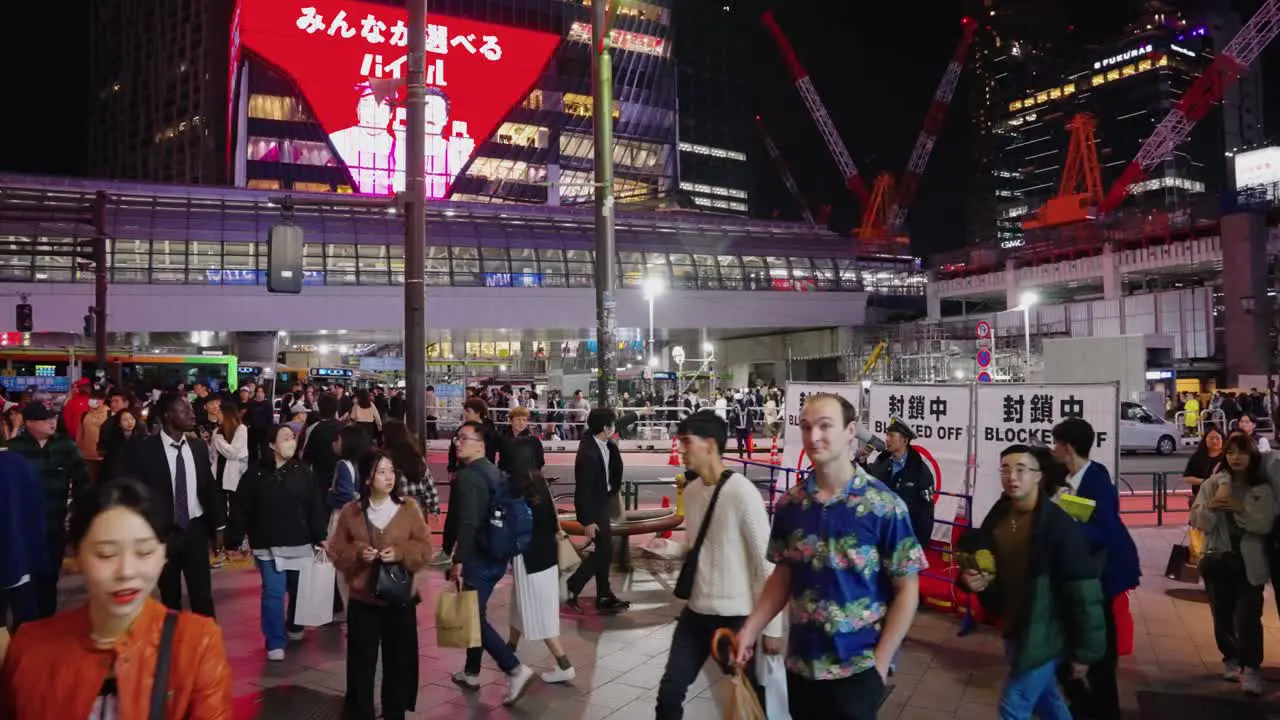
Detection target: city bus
<box><xmin>0</xmin><ymin>349</ymin><xmax>238</xmax><ymax>394</ymax></box>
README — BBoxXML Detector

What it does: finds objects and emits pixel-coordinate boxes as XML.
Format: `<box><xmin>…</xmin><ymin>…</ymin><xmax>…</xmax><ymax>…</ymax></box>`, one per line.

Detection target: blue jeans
<box><xmin>999</xmin><ymin>643</ymin><xmax>1071</xmax><ymax>720</ymax></box>
<box><xmin>463</xmin><ymin>562</ymin><xmax>519</xmax><ymax>675</ymax></box>
<box><xmin>255</xmin><ymin>558</ymin><xmax>301</xmax><ymax>651</ymax></box>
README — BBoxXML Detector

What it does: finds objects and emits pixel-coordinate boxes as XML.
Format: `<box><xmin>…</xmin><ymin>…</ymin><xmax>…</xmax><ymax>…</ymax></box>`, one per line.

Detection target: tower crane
<box><xmin>760</xmin><ymin>10</ymin><xmax>871</xmax><ymax>208</ymax></box>
<box><xmin>856</xmin><ymin>174</ymin><xmax>897</xmax><ymax>239</ymax></box>
<box><xmin>1100</xmin><ymin>0</ymin><xmax>1280</xmax><ymax>213</ymax></box>
<box><xmin>886</xmin><ymin>16</ymin><xmax>977</xmax><ymax>233</ymax></box>
<box><xmin>755</xmin><ymin>115</ymin><xmax>817</xmax><ymax>225</ymax></box>
<box><xmin>1023</xmin><ymin>113</ymin><xmax>1104</xmax><ymax>230</ymax></box>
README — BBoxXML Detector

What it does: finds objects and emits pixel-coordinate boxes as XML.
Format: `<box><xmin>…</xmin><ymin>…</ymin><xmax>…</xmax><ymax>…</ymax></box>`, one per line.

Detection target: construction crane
<box><xmin>886</xmin><ymin>16</ymin><xmax>977</xmax><ymax>233</ymax></box>
<box><xmin>1023</xmin><ymin>113</ymin><xmax>1104</xmax><ymax>230</ymax></box>
<box><xmin>760</xmin><ymin>10</ymin><xmax>871</xmax><ymax>208</ymax></box>
<box><xmin>1100</xmin><ymin>0</ymin><xmax>1280</xmax><ymax>212</ymax></box>
<box><xmin>860</xmin><ymin>340</ymin><xmax>888</xmax><ymax>379</ymax></box>
<box><xmin>856</xmin><ymin>173</ymin><xmax>896</xmax><ymax>238</ymax></box>
<box><xmin>755</xmin><ymin>115</ymin><xmax>817</xmax><ymax>225</ymax></box>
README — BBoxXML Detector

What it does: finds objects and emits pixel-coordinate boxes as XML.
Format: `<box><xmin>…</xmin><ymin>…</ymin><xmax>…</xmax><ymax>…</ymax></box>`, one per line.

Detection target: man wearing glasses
<box><xmin>957</xmin><ymin>444</ymin><xmax>1105</xmax><ymax>719</ymax></box>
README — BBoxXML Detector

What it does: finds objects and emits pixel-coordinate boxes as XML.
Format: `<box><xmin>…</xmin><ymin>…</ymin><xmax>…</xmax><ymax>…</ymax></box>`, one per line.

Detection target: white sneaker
<box><xmin>1242</xmin><ymin>667</ymin><xmax>1263</xmax><ymax>696</ymax></box>
<box><xmin>287</xmin><ymin>629</ymin><xmax>305</xmax><ymax>641</ymax></box>
<box><xmin>1224</xmin><ymin>660</ymin><xmax>1243</xmax><ymax>682</ymax></box>
<box><xmin>540</xmin><ymin>666</ymin><xmax>576</xmax><ymax>684</ymax></box>
<box><xmin>451</xmin><ymin>672</ymin><xmax>480</xmax><ymax>690</ymax></box>
<box><xmin>430</xmin><ymin>551</ymin><xmax>452</xmax><ymax>566</ymax></box>
<box><xmin>267</xmin><ymin>649</ymin><xmax>285</xmax><ymax>662</ymax></box>
<box><xmin>504</xmin><ymin>665</ymin><xmax>535</xmax><ymax>705</ymax></box>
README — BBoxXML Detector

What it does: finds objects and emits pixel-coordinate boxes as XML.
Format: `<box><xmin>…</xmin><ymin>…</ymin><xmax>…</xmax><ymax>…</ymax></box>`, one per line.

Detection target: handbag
<box><xmin>148</xmin><ymin>611</ymin><xmax>178</xmax><ymax>720</ymax></box>
<box><xmin>1163</xmin><ymin>529</ymin><xmax>1200</xmax><ymax>583</ymax></box>
<box><xmin>674</xmin><ymin>470</ymin><xmax>734</xmax><ymax>600</ymax></box>
<box><xmin>557</xmin><ymin>532</ymin><xmax>581</xmax><ymax>572</ymax></box>
<box><xmin>364</xmin><ymin>512</ymin><xmax>415</xmax><ymax>607</ymax></box>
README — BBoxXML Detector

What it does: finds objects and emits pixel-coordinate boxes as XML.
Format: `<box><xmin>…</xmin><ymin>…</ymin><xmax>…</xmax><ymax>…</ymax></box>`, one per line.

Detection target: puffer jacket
<box><xmin>0</xmin><ymin>598</ymin><xmax>232</xmax><ymax>719</ymax></box>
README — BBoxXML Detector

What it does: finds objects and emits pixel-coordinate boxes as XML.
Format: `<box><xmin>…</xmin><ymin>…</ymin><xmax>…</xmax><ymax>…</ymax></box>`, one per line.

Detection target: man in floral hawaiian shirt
<box><xmin>735</xmin><ymin>393</ymin><xmax>926</xmax><ymax>719</ymax></box>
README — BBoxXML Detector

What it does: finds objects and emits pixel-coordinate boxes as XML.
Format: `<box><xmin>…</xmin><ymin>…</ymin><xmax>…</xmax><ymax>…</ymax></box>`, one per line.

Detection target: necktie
<box><xmin>172</xmin><ymin>441</ymin><xmax>190</xmax><ymax>529</ymax></box>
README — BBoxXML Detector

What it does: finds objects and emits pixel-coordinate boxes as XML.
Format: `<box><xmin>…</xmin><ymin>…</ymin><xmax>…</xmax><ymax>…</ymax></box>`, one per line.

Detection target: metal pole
<box><xmin>404</xmin><ymin>0</ymin><xmax>428</xmax><ymax>443</ymax></box>
<box><xmin>647</xmin><ymin>294</ymin><xmax>655</xmax><ymax>395</ymax></box>
<box><xmin>1022</xmin><ymin>306</ymin><xmax>1031</xmax><ymax>380</ymax></box>
<box><xmin>92</xmin><ymin>191</ymin><xmax>110</xmax><ymax>382</ymax></box>
<box><xmin>592</xmin><ymin>0</ymin><xmax>618</xmax><ymax>409</ymax></box>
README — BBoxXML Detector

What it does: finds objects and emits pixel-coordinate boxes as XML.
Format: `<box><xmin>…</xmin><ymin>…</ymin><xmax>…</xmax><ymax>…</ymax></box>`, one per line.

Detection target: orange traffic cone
<box><xmin>747</xmin><ymin>434</ymin><xmax>755</xmax><ymax>459</ymax></box>
<box><xmin>768</xmin><ymin>435</ymin><xmax>780</xmax><ymax>465</ymax></box>
<box><xmin>668</xmin><ymin>435</ymin><xmax>681</xmax><ymax>466</ymax></box>
<box><xmin>660</xmin><ymin>496</ymin><xmax>673</xmax><ymax>538</ymax></box>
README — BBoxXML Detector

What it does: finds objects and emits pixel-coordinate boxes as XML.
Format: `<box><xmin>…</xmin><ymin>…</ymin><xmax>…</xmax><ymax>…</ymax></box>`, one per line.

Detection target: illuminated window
<box><xmin>522</xmin><ymin>90</ymin><xmax>544</xmax><ymax>111</ymax></box>
<box><xmin>247</xmin><ymin>94</ymin><xmax>311</xmax><ymax>122</ymax></box>
<box><xmin>1138</xmin><ymin>58</ymin><xmax>1153</xmax><ymax>71</ymax></box>
<box><xmin>1121</xmin><ymin>63</ymin><xmax>1136</xmax><ymax>77</ymax></box>
<box><xmin>293</xmin><ymin>182</ymin><xmax>332</xmax><ymax>193</ymax></box>
<box><xmin>246</xmin><ymin>179</ymin><xmax>280</xmax><ymax>190</ymax></box>
<box><xmin>1010</xmin><ymin>100</ymin><xmax>1023</xmax><ymax>111</ymax></box>
<box><xmin>575</xmin><ymin>0</ymin><xmax>666</xmax><ymax>23</ymax></box>
<box><xmin>1048</xmin><ymin>88</ymin><xmax>1061</xmax><ymax>100</ymax></box>
<box><xmin>567</xmin><ymin>22</ymin><xmax>666</xmax><ymax>57</ymax></box>
<box><xmin>1035</xmin><ymin>91</ymin><xmax>1048</xmax><ymax>104</ymax></box>
<box><xmin>1106</xmin><ymin>69</ymin><xmax>1120</xmax><ymax>81</ymax></box>
<box><xmin>1062</xmin><ymin>83</ymin><xmax>1076</xmax><ymax>96</ymax></box>
<box><xmin>678</xmin><ymin>142</ymin><xmax>747</xmax><ymax>162</ymax></box>
<box><xmin>563</xmin><ymin>93</ymin><xmax>621</xmax><ymax>120</ymax></box>
<box><xmin>494</xmin><ymin>122</ymin><xmax>550</xmax><ymax>149</ymax></box>
<box><xmin>467</xmin><ymin>157</ymin><xmax>548</xmax><ymax>184</ymax></box>
<box><xmin>1158</xmin><ymin>55</ymin><xmax>1168</xmax><ymax>66</ymax></box>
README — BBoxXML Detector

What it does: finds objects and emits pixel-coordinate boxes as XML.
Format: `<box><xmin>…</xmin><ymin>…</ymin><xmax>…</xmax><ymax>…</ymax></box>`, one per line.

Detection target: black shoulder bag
<box><xmin>148</xmin><ymin>611</ymin><xmax>178</xmax><ymax>720</ymax></box>
<box><xmin>674</xmin><ymin>470</ymin><xmax>735</xmax><ymax>600</ymax></box>
<box><xmin>365</xmin><ymin>511</ymin><xmax>415</xmax><ymax>606</ymax></box>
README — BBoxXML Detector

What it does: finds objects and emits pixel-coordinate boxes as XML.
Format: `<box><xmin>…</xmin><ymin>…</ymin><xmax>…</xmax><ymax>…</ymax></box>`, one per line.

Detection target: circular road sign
<box><xmin>977</xmin><ymin>371</ymin><xmax>993</xmax><ymax>383</ymax></box>
<box><xmin>976</xmin><ymin>349</ymin><xmax>992</xmax><ymax>368</ymax></box>
<box><xmin>975</xmin><ymin>320</ymin><xmax>992</xmax><ymax>339</ymax></box>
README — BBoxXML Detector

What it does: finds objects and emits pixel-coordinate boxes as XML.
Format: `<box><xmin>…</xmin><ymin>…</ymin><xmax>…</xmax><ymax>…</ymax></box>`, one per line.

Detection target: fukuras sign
<box><xmin>868</xmin><ymin>384</ymin><xmax>973</xmax><ymax>544</ymax></box>
<box><xmin>782</xmin><ymin>382</ymin><xmax>862</xmax><ymax>475</ymax></box>
<box><xmin>972</xmin><ymin>383</ymin><xmax>1119</xmax><ymax>525</ymax></box>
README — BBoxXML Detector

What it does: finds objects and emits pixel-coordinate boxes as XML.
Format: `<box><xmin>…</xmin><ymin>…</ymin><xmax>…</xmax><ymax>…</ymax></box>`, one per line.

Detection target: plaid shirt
<box><xmin>402</xmin><ymin>460</ymin><xmax>441</xmax><ymax>515</ymax></box>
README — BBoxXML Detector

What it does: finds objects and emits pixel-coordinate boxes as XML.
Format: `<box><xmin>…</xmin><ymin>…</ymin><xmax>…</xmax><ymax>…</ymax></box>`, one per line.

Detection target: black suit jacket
<box><xmin>126</xmin><ymin>433</ymin><xmax>226</xmax><ymax>542</ymax></box>
<box><xmin>574</xmin><ymin>436</ymin><xmax>623</xmax><ymax>526</ymax></box>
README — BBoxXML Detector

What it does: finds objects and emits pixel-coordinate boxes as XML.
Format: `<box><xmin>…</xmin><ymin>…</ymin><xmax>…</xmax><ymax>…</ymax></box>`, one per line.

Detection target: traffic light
<box><xmin>15</xmin><ymin>303</ymin><xmax>32</xmax><ymax>332</ymax></box>
<box><xmin>83</xmin><ymin>309</ymin><xmax>95</xmax><ymax>339</ymax></box>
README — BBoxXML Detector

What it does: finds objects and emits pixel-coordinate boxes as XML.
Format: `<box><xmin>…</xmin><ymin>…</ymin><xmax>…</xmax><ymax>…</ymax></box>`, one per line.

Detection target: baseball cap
<box><xmin>21</xmin><ymin>402</ymin><xmax>56</xmax><ymax>422</ymax></box>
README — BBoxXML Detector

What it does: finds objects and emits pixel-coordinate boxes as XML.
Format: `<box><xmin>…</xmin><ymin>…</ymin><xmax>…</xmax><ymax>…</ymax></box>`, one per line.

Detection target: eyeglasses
<box><xmin>453</xmin><ymin>434</ymin><xmax>481</xmax><ymax>445</ymax></box>
<box><xmin>998</xmin><ymin>465</ymin><xmax>1042</xmax><ymax>478</ymax></box>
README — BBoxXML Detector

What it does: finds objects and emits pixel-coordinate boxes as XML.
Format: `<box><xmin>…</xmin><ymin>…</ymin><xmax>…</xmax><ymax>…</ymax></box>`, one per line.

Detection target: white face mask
<box><xmin>277</xmin><ymin>439</ymin><xmax>297</xmax><ymax>460</ymax></box>
<box><xmin>88</xmin><ymin>399</ymin><xmax>101</xmax><ymax>409</ymax></box>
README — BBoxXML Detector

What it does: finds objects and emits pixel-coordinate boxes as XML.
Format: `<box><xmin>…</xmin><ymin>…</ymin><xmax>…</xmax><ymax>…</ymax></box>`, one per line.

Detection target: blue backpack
<box><xmin>481</xmin><ymin>471</ymin><xmax>535</xmax><ymax>560</ymax></box>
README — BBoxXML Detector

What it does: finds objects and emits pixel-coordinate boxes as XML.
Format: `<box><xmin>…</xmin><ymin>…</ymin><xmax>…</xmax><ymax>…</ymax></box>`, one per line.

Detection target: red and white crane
<box><xmin>755</xmin><ymin>115</ymin><xmax>817</xmax><ymax>225</ymax></box>
<box><xmin>1100</xmin><ymin>0</ymin><xmax>1280</xmax><ymax>212</ymax></box>
<box><xmin>886</xmin><ymin>16</ymin><xmax>977</xmax><ymax>233</ymax></box>
<box><xmin>760</xmin><ymin>10</ymin><xmax>871</xmax><ymax>208</ymax></box>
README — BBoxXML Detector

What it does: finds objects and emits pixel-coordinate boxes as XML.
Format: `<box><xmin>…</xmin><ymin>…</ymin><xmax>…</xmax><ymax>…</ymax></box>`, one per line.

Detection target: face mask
<box><xmin>277</xmin><ymin>440</ymin><xmax>297</xmax><ymax>460</ymax></box>
<box><xmin>88</xmin><ymin>399</ymin><xmax>101</xmax><ymax>409</ymax></box>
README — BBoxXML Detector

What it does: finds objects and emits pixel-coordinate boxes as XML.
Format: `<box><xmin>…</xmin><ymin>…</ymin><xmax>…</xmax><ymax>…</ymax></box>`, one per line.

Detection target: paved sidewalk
<box><xmin>71</xmin><ymin>525</ymin><xmax>1279</xmax><ymax>719</ymax></box>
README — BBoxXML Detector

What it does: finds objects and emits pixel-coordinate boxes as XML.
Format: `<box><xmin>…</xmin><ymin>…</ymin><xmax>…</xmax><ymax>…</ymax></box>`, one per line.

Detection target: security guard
<box><xmin>865</xmin><ymin>418</ymin><xmax>935</xmax><ymax>544</ymax></box>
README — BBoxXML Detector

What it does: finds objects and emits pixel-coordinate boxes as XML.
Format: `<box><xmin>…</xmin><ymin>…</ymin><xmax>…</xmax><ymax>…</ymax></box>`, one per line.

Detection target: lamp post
<box><xmin>1015</xmin><ymin>290</ymin><xmax>1039</xmax><ymax>379</ymax></box>
<box><xmin>643</xmin><ymin>277</ymin><xmax>664</xmax><ymax>374</ymax></box>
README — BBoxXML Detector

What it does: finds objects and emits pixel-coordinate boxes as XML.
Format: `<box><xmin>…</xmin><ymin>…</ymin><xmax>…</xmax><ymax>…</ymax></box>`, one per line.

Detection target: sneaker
<box><xmin>1242</xmin><ymin>667</ymin><xmax>1263</xmax><ymax>695</ymax></box>
<box><xmin>1224</xmin><ymin>660</ymin><xmax>1243</xmax><ymax>682</ymax></box>
<box><xmin>504</xmin><ymin>665</ymin><xmax>535</xmax><ymax>706</ymax></box>
<box><xmin>540</xmin><ymin>666</ymin><xmax>576</xmax><ymax>684</ymax></box>
<box><xmin>210</xmin><ymin>552</ymin><xmax>225</xmax><ymax>569</ymax></box>
<box><xmin>287</xmin><ymin>629</ymin><xmax>305</xmax><ymax>641</ymax></box>
<box><xmin>267</xmin><ymin>649</ymin><xmax>285</xmax><ymax>662</ymax></box>
<box><xmin>451</xmin><ymin>672</ymin><xmax>481</xmax><ymax>691</ymax></box>
<box><xmin>429</xmin><ymin>551</ymin><xmax>452</xmax><ymax>566</ymax></box>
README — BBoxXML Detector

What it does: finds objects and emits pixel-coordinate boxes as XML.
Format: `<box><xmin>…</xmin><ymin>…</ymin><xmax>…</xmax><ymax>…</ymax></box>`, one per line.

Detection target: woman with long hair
<box><xmin>210</xmin><ymin>400</ymin><xmax>249</xmax><ymax>535</ymax></box>
<box><xmin>381</xmin><ymin>420</ymin><xmax>441</xmax><ymax>516</ymax></box>
<box><xmin>351</xmin><ymin>388</ymin><xmax>383</xmax><ymax>445</ymax></box>
<box><xmin>1236</xmin><ymin>413</ymin><xmax>1271</xmax><ymax>453</ymax></box>
<box><xmin>1189</xmin><ymin>433</ymin><xmax>1275</xmax><ymax>696</ymax></box>
<box><xmin>329</xmin><ymin>450</ymin><xmax>431</xmax><ymax>720</ymax></box>
<box><xmin>0</xmin><ymin>477</ymin><xmax>232</xmax><ymax>718</ymax></box>
<box><xmin>101</xmin><ymin>410</ymin><xmax>147</xmax><ymax>483</ymax></box>
<box><xmin>1184</xmin><ymin>425</ymin><xmax>1226</xmax><ymax>501</ymax></box>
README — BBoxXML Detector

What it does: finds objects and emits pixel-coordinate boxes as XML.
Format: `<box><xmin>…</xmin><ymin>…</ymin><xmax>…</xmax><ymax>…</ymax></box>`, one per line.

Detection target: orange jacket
<box><xmin>0</xmin><ymin>598</ymin><xmax>232</xmax><ymax>720</ymax></box>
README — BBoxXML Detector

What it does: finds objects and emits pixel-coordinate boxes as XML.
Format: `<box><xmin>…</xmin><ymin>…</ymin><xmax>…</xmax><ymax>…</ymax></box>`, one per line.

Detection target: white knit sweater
<box><xmin>683</xmin><ymin>472</ymin><xmax>783</xmax><ymax>637</ymax></box>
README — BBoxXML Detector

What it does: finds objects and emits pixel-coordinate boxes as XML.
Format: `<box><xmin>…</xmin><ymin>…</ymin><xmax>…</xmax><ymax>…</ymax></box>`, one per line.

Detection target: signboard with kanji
<box><xmin>972</xmin><ymin>382</ymin><xmax>1119</xmax><ymax>524</ymax></box>
<box><xmin>868</xmin><ymin>384</ymin><xmax>973</xmax><ymax>544</ymax></box>
<box><xmin>781</xmin><ymin>382</ymin><xmax>862</xmax><ymax>473</ymax></box>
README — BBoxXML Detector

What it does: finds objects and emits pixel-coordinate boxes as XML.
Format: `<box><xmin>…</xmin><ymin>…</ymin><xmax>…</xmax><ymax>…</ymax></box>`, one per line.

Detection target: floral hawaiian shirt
<box><xmin>768</xmin><ymin>465</ymin><xmax>928</xmax><ymax>680</ymax></box>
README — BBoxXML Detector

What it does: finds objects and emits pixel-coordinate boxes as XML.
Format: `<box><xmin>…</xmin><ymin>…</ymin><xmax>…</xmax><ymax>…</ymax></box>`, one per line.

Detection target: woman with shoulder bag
<box><xmin>1189</xmin><ymin>433</ymin><xmax>1276</xmax><ymax>696</ymax></box>
<box><xmin>328</xmin><ymin>449</ymin><xmax>432</xmax><ymax>720</ymax></box>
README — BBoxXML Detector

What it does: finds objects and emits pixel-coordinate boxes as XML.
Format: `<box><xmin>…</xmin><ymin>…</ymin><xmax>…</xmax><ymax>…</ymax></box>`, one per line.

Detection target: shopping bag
<box><xmin>436</xmin><ymin>586</ymin><xmax>481</xmax><ymax>649</ymax></box>
<box><xmin>1114</xmin><ymin>591</ymin><xmax>1135</xmax><ymax>657</ymax></box>
<box><xmin>711</xmin><ymin>628</ymin><xmax>767</xmax><ymax>720</ymax></box>
<box><xmin>556</xmin><ymin>532</ymin><xmax>582</xmax><ymax>573</ymax></box>
<box><xmin>1187</xmin><ymin>527</ymin><xmax>1206</xmax><ymax>562</ymax></box>
<box><xmin>755</xmin><ymin>647</ymin><xmax>790</xmax><ymax>720</ymax></box>
<box><xmin>1164</xmin><ymin>530</ymin><xmax>1200</xmax><ymax>584</ymax></box>
<box><xmin>293</xmin><ymin>552</ymin><xmax>336</xmax><ymax>627</ymax></box>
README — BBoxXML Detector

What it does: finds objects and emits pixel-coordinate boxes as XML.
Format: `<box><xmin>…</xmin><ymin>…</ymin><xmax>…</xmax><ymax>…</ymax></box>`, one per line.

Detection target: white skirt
<box><xmin>509</xmin><ymin>555</ymin><xmax>560</xmax><ymax>641</ymax></box>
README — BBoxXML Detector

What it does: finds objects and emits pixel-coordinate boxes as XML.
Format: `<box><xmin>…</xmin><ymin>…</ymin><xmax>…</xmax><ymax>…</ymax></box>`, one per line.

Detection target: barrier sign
<box><xmin>972</xmin><ymin>382</ymin><xmax>1119</xmax><ymax>525</ymax></box>
<box><xmin>868</xmin><ymin>384</ymin><xmax>972</xmax><ymax>544</ymax></box>
<box><xmin>782</xmin><ymin>382</ymin><xmax>862</xmax><ymax>473</ymax></box>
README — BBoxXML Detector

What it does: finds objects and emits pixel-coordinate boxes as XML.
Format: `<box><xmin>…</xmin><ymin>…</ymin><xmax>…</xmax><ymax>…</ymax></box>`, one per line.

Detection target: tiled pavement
<box><xmin>55</xmin><ymin>525</ymin><xmax>1280</xmax><ymax>718</ymax></box>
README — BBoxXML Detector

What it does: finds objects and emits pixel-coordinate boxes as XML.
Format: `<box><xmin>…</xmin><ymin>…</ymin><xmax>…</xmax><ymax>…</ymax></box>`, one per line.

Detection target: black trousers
<box><xmin>735</xmin><ymin>429</ymin><xmax>752</xmax><ymax>458</ymax></box>
<box><xmin>425</xmin><ymin>418</ymin><xmax>438</xmax><ymax>440</ymax></box>
<box><xmin>32</xmin><ymin>528</ymin><xmax>65</xmax><ymax>620</ymax></box>
<box><xmin>656</xmin><ymin>608</ymin><xmax>762</xmax><ymax>720</ymax></box>
<box><xmin>344</xmin><ymin>599</ymin><xmax>419</xmax><ymax>720</ymax></box>
<box><xmin>1059</xmin><ymin>594</ymin><xmax>1120</xmax><ymax>720</ymax></box>
<box><xmin>158</xmin><ymin>516</ymin><xmax>216</xmax><ymax>618</ymax></box>
<box><xmin>566</xmin><ymin>517</ymin><xmax>614</xmax><ymax>599</ymax></box>
<box><xmin>1204</xmin><ymin>562</ymin><xmax>1264</xmax><ymax>669</ymax></box>
<box><xmin>788</xmin><ymin>669</ymin><xmax>885</xmax><ymax>720</ymax></box>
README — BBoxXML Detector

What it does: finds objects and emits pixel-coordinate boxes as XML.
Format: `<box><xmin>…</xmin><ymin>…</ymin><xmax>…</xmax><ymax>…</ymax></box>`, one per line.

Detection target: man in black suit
<box><xmin>126</xmin><ymin>393</ymin><xmax>225</xmax><ymax>618</ymax></box>
<box><xmin>566</xmin><ymin>407</ymin><xmax>630</xmax><ymax>612</ymax></box>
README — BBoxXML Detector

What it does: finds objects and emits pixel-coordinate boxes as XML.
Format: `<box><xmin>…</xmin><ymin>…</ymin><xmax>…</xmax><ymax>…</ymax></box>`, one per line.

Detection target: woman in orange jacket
<box><xmin>0</xmin><ymin>477</ymin><xmax>232</xmax><ymax>719</ymax></box>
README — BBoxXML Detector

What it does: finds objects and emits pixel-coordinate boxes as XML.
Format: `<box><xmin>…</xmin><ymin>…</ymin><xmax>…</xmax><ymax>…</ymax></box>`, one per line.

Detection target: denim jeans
<box><xmin>656</xmin><ymin>608</ymin><xmax>761</xmax><ymax>720</ymax></box>
<box><xmin>463</xmin><ymin>561</ymin><xmax>519</xmax><ymax>675</ymax></box>
<box><xmin>999</xmin><ymin>644</ymin><xmax>1071</xmax><ymax>720</ymax></box>
<box><xmin>255</xmin><ymin>557</ymin><xmax>301</xmax><ymax>651</ymax></box>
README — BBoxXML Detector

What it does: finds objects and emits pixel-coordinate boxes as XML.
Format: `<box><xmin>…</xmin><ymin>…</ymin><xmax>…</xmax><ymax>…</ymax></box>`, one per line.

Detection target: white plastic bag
<box><xmin>293</xmin><ymin>551</ymin><xmax>336</xmax><ymax>627</ymax></box>
<box><xmin>756</xmin><ymin>648</ymin><xmax>789</xmax><ymax>719</ymax></box>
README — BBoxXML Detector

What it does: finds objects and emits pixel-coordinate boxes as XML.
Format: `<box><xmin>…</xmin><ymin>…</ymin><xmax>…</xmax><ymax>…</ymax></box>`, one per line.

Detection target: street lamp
<box><xmin>644</xmin><ymin>277</ymin><xmax>664</xmax><ymax>368</ymax></box>
<box><xmin>1015</xmin><ymin>290</ymin><xmax>1039</xmax><ymax>378</ymax></box>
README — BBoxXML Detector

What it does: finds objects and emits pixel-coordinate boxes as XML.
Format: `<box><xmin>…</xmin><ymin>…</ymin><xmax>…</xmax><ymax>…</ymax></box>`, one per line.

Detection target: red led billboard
<box><xmin>238</xmin><ymin>0</ymin><xmax>561</xmax><ymax>197</ymax></box>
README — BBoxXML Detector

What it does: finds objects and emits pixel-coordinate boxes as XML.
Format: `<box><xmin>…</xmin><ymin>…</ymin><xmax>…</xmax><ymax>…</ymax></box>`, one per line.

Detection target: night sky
<box><xmin>5</xmin><ymin>1</ymin><xmax>1279</xmax><ymax>257</ymax></box>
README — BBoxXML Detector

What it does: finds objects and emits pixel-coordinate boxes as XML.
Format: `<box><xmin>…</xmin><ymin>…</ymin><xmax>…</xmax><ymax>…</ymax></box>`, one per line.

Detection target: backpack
<box><xmin>480</xmin><ymin>470</ymin><xmax>535</xmax><ymax>560</ymax></box>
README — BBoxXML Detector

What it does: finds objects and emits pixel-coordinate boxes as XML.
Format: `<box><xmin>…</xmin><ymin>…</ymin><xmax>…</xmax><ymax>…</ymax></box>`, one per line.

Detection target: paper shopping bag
<box><xmin>755</xmin><ymin>650</ymin><xmax>789</xmax><ymax>719</ymax></box>
<box><xmin>1187</xmin><ymin>527</ymin><xmax>1206</xmax><ymax>562</ymax></box>
<box><xmin>436</xmin><ymin>587</ymin><xmax>481</xmax><ymax>649</ymax></box>
<box><xmin>293</xmin><ymin>552</ymin><xmax>336</xmax><ymax>627</ymax></box>
<box><xmin>710</xmin><ymin>628</ymin><xmax>767</xmax><ymax>720</ymax></box>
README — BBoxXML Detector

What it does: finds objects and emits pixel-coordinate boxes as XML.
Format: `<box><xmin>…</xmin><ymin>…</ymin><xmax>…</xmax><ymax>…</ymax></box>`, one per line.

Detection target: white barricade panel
<box><xmin>867</xmin><ymin>384</ymin><xmax>974</xmax><ymax>545</ymax></box>
<box><xmin>781</xmin><ymin>382</ymin><xmax>862</xmax><ymax>474</ymax></box>
<box><xmin>972</xmin><ymin>382</ymin><xmax>1120</xmax><ymax>526</ymax></box>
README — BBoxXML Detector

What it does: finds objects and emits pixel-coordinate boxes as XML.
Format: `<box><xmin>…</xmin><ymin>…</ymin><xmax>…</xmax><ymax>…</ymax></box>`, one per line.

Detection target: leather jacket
<box><xmin>0</xmin><ymin>598</ymin><xmax>232</xmax><ymax>719</ymax></box>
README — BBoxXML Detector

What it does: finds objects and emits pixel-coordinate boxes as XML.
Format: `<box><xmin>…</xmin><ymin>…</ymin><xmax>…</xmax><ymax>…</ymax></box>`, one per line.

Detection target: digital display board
<box><xmin>238</xmin><ymin>0</ymin><xmax>561</xmax><ymax>198</ymax></box>
<box><xmin>311</xmin><ymin>367</ymin><xmax>354</xmax><ymax>379</ymax></box>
